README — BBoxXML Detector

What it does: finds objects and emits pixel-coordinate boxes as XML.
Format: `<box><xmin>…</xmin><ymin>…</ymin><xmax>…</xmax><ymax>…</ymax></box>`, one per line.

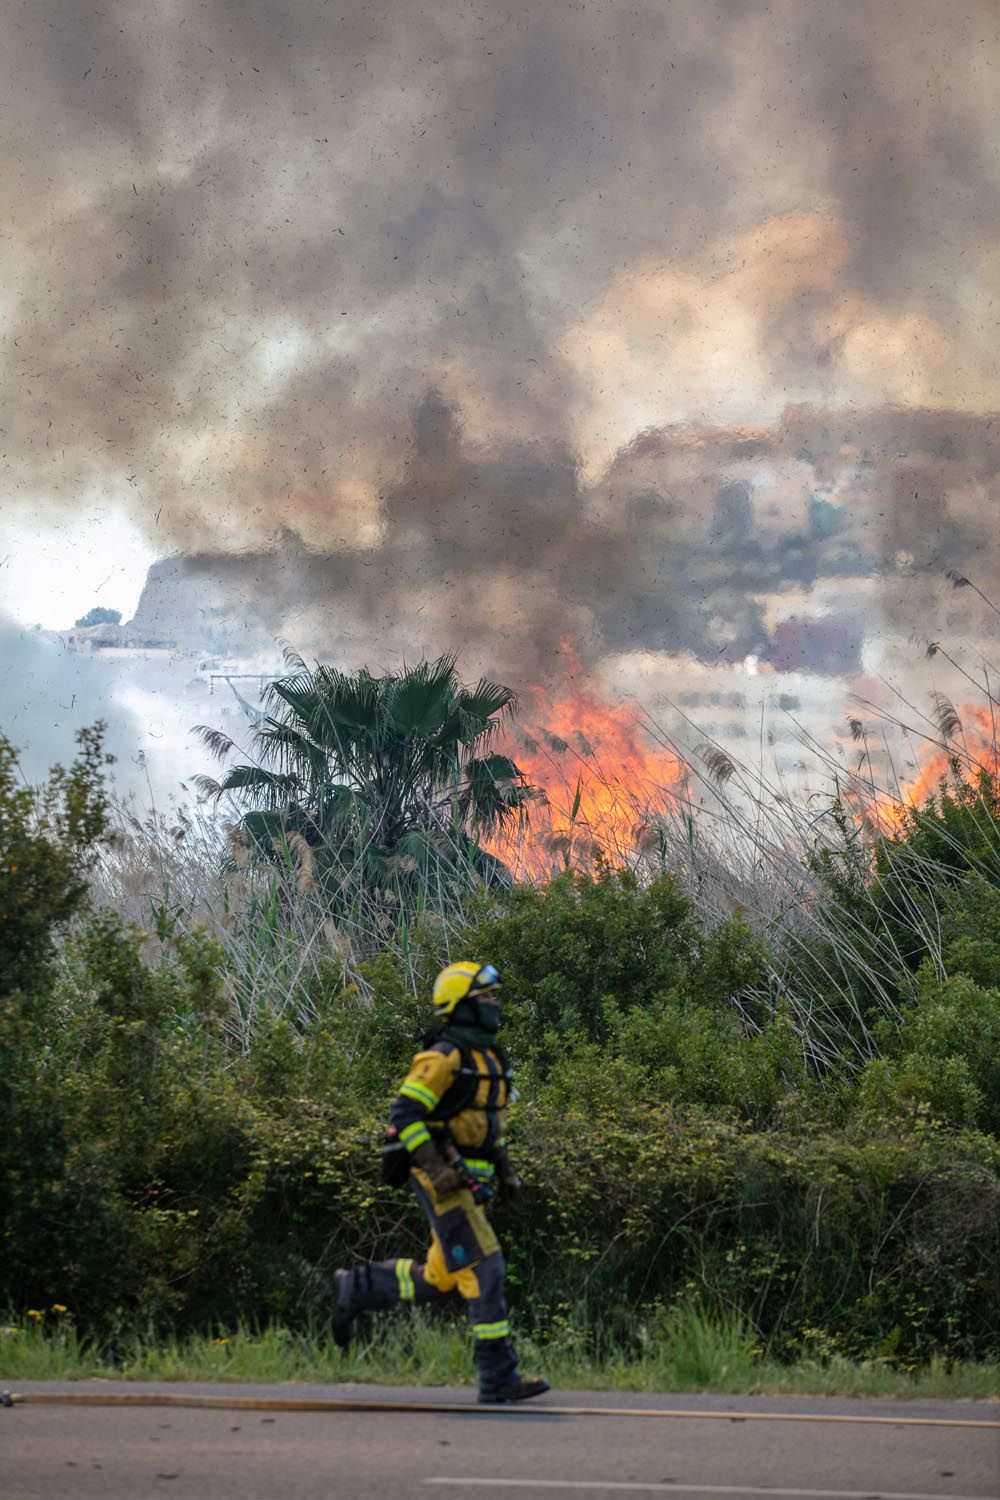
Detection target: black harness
<box><xmin>379</xmin><ymin>1036</ymin><xmax>513</xmax><ymax>1188</ymax></box>
<box><xmin>430</xmin><ymin>1036</ymin><xmax>513</xmax><ymax>1121</ymax></box>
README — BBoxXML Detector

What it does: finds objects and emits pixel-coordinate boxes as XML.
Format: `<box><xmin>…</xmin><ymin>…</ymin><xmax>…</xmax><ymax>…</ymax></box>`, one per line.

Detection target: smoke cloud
<box><xmin>4</xmin><ymin>0</ymin><xmax>1000</xmax><ymax>695</ymax></box>
<box><xmin>0</xmin><ymin>616</ymin><xmax>149</xmax><ymax>788</ymax></box>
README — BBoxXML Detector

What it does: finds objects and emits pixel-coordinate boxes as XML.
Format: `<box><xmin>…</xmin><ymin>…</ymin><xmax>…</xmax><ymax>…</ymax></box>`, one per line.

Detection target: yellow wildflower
<box><xmin>52</xmin><ymin>1303</ymin><xmax>68</xmax><ymax>1314</ymax></box>
<box><xmin>26</xmin><ymin>1308</ymin><xmax>43</xmax><ymax>1320</ymax></box>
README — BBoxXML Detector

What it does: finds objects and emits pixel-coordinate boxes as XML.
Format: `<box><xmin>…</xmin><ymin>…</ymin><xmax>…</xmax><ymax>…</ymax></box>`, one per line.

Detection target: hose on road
<box><xmin>2</xmin><ymin>1391</ymin><xmax>998</xmax><ymax>1428</ymax></box>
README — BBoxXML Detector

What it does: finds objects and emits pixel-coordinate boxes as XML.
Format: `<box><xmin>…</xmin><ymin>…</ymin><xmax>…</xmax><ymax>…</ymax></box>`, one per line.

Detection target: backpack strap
<box><xmin>433</xmin><ymin>1038</ymin><xmax>481</xmax><ymax>1118</ymax></box>
<box><xmin>417</xmin><ymin>1030</ymin><xmax>515</xmax><ymax>1120</ymax></box>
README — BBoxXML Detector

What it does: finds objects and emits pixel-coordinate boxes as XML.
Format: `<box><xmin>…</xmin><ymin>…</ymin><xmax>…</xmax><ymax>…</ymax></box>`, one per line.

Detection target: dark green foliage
<box><xmin>5</xmin><ymin>892</ymin><xmax>996</xmax><ymax>1360</ymax></box>
<box><xmin>938</xmin><ymin>874</ymin><xmax>1000</xmax><ymax>989</ymax></box>
<box><xmin>3</xmin><ymin>726</ymin><xmax>1000</xmax><ymax>1364</ymax></box>
<box><xmin>859</xmin><ymin>964</ymin><xmax>1000</xmax><ymax>1135</ymax></box>
<box><xmin>459</xmin><ymin>866</ymin><xmax>766</xmax><ymax>1054</ymax></box>
<box><xmin>605</xmin><ymin>998</ymin><xmax>806</xmax><ymax>1123</ymax></box>
<box><xmin>195</xmin><ymin>654</ymin><xmax>531</xmax><ymax>926</ymax></box>
<box><xmin>1</xmin><ymin>905</ymin><xmax>245</xmax><ymax>1329</ymax></box>
<box><xmin>504</xmin><ymin>1102</ymin><xmax>998</xmax><ymax>1364</ymax></box>
<box><xmin>0</xmin><ymin>724</ymin><xmax>112</xmax><ymax>999</ymax></box>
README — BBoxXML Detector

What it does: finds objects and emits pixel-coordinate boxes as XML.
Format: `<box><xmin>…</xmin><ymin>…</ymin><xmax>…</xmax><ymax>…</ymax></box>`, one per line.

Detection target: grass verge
<box><xmin>2</xmin><ymin>1310</ymin><xmax>997</xmax><ymax>1401</ymax></box>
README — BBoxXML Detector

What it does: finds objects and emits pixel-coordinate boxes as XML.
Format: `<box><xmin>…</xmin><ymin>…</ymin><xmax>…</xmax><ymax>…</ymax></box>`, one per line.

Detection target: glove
<box><xmin>429</xmin><ymin>1164</ymin><xmax>465</xmax><ymax>1196</ymax></box>
<box><xmin>411</xmin><ymin>1140</ymin><xmax>464</xmax><ymax>1197</ymax></box>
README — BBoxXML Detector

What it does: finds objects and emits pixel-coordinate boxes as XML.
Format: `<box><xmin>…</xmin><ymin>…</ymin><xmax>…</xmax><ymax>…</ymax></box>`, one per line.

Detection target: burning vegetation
<box><xmin>489</xmin><ymin>661</ymin><xmax>689</xmax><ymax>880</ymax></box>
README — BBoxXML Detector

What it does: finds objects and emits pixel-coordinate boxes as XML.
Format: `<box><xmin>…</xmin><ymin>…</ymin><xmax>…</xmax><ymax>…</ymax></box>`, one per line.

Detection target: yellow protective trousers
<box><xmin>340</xmin><ymin>1165</ymin><xmax>518</xmax><ymax>1388</ymax></box>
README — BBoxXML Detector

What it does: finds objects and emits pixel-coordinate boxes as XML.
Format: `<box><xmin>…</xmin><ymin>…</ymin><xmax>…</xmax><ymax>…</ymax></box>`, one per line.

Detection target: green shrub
<box><xmin>502</xmin><ymin>1102</ymin><xmax>999</xmax><ymax>1363</ymax></box>
<box><xmin>0</xmin><ymin>724</ymin><xmax>111</xmax><ymax>1000</ymax></box>
<box><xmin>859</xmin><ymin>967</ymin><xmax>1000</xmax><ymax>1133</ymax></box>
<box><xmin>0</xmin><ymin>908</ymin><xmax>251</xmax><ymax>1329</ymax></box>
<box><xmin>4</xmin><ymin>730</ymin><xmax>1000</xmax><ymax>1366</ymax></box>
<box><xmin>3</xmin><ymin>897</ymin><xmax>998</xmax><ymax>1360</ymax></box>
<box><xmin>939</xmin><ymin>874</ymin><xmax>1000</xmax><ymax>989</ymax></box>
<box><xmin>603</xmin><ymin>998</ymin><xmax>806</xmax><ymax>1124</ymax></box>
<box><xmin>802</xmin><ymin>770</ymin><xmax>1000</xmax><ymax>1034</ymax></box>
<box><xmin>461</xmin><ymin>867</ymin><xmax>769</xmax><ymax>1061</ymax></box>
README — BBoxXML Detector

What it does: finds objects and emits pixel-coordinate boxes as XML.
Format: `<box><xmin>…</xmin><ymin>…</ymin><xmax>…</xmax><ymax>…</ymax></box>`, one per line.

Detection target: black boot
<box><xmin>331</xmin><ymin>1269</ymin><xmax>355</xmax><ymax>1351</ymax></box>
<box><xmin>478</xmin><ymin>1376</ymin><xmax>550</xmax><ymax>1404</ymax></box>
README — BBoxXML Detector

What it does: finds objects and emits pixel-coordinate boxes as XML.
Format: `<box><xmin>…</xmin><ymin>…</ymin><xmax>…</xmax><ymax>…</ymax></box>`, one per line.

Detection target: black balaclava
<box><xmin>443</xmin><ymin>993</ymin><xmax>502</xmax><ymax>1050</ymax></box>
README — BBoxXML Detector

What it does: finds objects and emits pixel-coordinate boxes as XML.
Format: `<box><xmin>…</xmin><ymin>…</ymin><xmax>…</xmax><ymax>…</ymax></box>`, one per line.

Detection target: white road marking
<box><xmin>426</xmin><ymin>1480</ymin><xmax>989</xmax><ymax>1500</ymax></box>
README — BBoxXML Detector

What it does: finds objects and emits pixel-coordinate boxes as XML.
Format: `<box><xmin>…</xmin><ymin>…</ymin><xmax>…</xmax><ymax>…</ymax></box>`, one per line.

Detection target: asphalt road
<box><xmin>2</xmin><ymin>1382</ymin><xmax>998</xmax><ymax>1500</ymax></box>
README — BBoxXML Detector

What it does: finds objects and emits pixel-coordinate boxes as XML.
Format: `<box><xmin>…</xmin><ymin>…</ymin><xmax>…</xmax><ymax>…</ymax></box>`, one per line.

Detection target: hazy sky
<box><xmin>2</xmin><ymin>1</ymin><xmax>999</xmax><ymax>774</ymax></box>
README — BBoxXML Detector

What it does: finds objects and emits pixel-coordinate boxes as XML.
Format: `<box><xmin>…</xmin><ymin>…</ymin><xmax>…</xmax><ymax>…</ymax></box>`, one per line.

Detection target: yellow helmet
<box><xmin>432</xmin><ymin>961</ymin><xmax>502</xmax><ymax>1017</ymax></box>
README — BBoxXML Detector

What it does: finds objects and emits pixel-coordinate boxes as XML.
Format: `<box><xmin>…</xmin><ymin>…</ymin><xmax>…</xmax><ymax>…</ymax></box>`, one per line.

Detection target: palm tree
<box><xmin>194</xmin><ymin>652</ymin><xmax>531</xmax><ymax>925</ymax></box>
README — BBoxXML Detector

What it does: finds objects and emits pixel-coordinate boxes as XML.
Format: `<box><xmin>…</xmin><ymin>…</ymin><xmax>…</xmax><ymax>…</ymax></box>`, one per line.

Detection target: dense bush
<box><xmin>858</xmin><ymin>965</ymin><xmax>1000</xmax><ymax>1135</ymax></box>
<box><xmin>2</xmin><ymin>729</ymin><xmax>999</xmax><ymax>1364</ymax></box>
<box><xmin>0</xmin><ymin>724</ymin><xmax>111</xmax><ymax>999</ymax></box>
<box><xmin>458</xmin><ymin>866</ymin><xmax>770</xmax><ymax>1057</ymax></box>
<box><xmin>508</xmin><ymin>1103</ymin><xmax>999</xmax><ymax>1364</ymax></box>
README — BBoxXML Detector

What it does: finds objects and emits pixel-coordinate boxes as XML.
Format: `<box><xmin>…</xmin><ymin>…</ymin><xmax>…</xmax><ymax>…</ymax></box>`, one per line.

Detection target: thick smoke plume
<box><xmin>127</xmin><ymin>394</ymin><xmax>1000</xmax><ymax>694</ymax></box>
<box><xmin>4</xmin><ymin>1</ymin><xmax>1000</xmax><ymax>696</ymax></box>
<box><xmin>0</xmin><ymin>616</ymin><xmax>157</xmax><ymax>793</ymax></box>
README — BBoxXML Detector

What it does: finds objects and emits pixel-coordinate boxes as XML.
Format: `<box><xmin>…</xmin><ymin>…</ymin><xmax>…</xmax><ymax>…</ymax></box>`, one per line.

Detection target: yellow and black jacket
<box><xmin>387</xmin><ymin>1033</ymin><xmax>513</xmax><ymax>1187</ymax></box>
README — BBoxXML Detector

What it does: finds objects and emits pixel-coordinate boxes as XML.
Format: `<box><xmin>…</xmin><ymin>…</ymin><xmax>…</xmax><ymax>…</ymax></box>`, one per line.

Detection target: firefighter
<box><xmin>332</xmin><ymin>961</ymin><xmax>549</xmax><ymax>1404</ymax></box>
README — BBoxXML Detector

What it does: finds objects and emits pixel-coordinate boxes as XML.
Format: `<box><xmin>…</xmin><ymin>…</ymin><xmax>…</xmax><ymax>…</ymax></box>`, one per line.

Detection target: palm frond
<box><xmin>461</xmin><ymin>753</ymin><xmax>531</xmax><ymax>830</ymax></box>
<box><xmin>219</xmin><ymin>764</ymin><xmax>303</xmax><ymax>809</ymax></box>
<box><xmin>458</xmin><ymin>677</ymin><xmax>518</xmax><ymax>734</ymax></box>
<box><xmin>253</xmin><ymin>722</ymin><xmax>332</xmax><ymax>785</ymax></box>
<box><xmin>194</xmin><ymin>654</ymin><xmax>531</xmax><ymax>905</ymax></box>
<box><xmin>386</xmin><ymin>657</ymin><xmax>457</xmax><ymax>737</ymax></box>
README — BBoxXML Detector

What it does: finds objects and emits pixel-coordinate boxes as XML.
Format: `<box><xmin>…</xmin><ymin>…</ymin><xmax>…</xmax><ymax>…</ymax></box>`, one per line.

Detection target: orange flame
<box><xmin>876</xmin><ymin>703</ymin><xmax>999</xmax><ymax>830</ymax></box>
<box><xmin>489</xmin><ymin>652</ymin><xmax>689</xmax><ymax>881</ymax></box>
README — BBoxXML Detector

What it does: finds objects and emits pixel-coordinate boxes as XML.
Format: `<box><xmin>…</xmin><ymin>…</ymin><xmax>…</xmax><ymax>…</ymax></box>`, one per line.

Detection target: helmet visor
<box><xmin>470</xmin><ymin>963</ymin><xmax>501</xmax><ymax>995</ymax></box>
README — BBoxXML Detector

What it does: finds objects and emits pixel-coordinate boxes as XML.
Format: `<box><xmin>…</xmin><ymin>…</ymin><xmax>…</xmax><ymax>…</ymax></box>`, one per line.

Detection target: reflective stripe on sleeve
<box><xmin>472</xmin><ymin>1320</ymin><xmax>511</xmax><ymax>1340</ymax></box>
<box><xmin>395</xmin><ymin>1259</ymin><xmax>416</xmax><ymax>1302</ymax></box>
<box><xmin>399</xmin><ymin>1080</ymin><xmax>439</xmax><ymax>1110</ymax></box>
<box><xmin>399</xmin><ymin>1121</ymin><xmax>432</xmax><ymax>1151</ymax></box>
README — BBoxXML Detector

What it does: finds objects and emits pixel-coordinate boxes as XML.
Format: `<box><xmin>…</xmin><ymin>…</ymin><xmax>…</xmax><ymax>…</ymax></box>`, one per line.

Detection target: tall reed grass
<box><xmin>86</xmin><ymin>659</ymin><xmax>1000</xmax><ymax>1073</ymax></box>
